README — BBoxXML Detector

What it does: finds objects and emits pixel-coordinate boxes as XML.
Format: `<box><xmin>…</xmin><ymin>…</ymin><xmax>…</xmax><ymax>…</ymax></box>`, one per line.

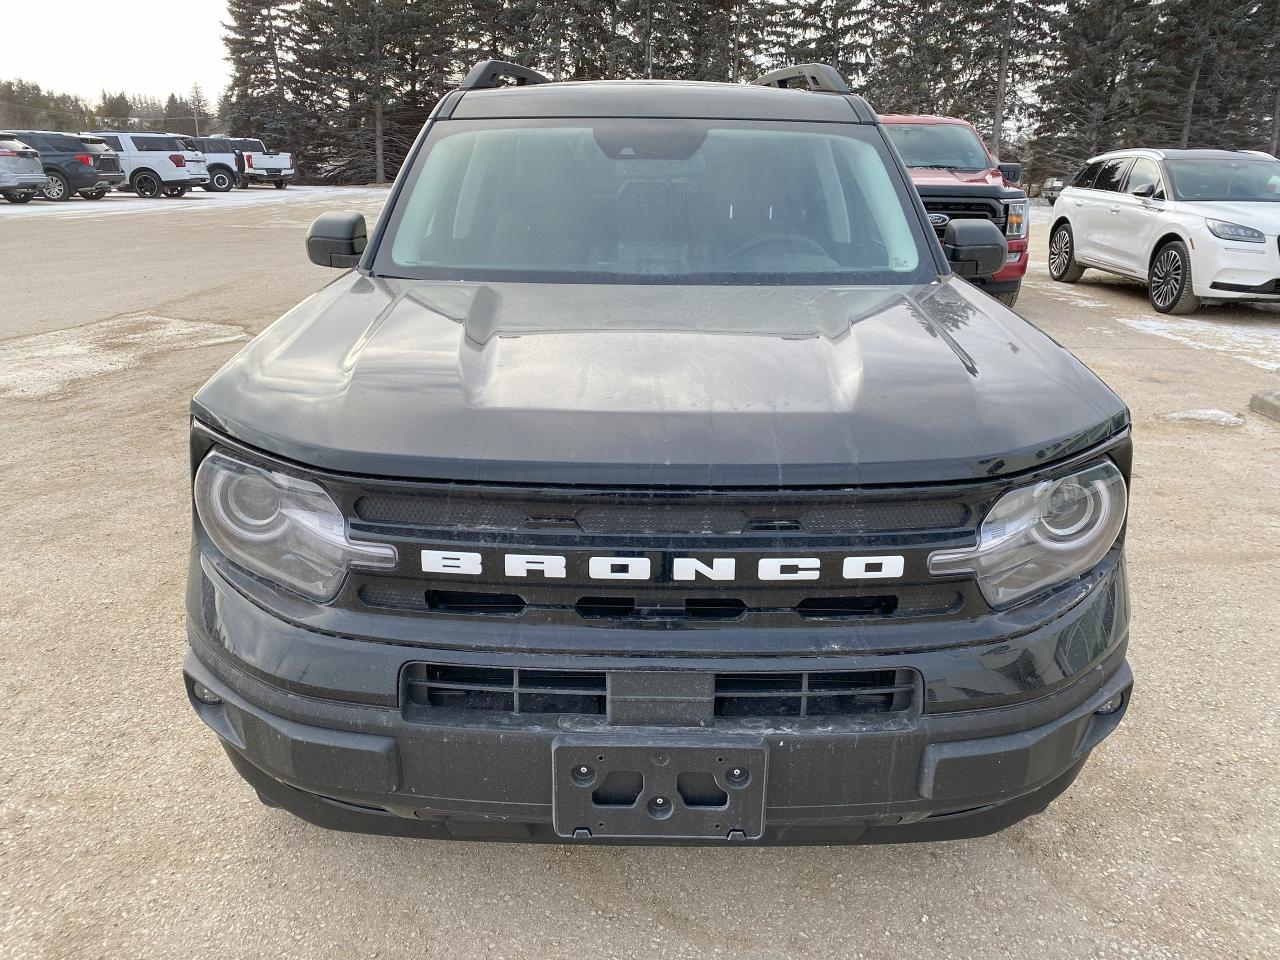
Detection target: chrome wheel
<box><xmin>1150</xmin><ymin>248</ymin><xmax>1183</xmax><ymax>309</ymax></box>
<box><xmin>42</xmin><ymin>175</ymin><xmax>65</xmax><ymax>200</ymax></box>
<box><xmin>1049</xmin><ymin>228</ymin><xmax>1071</xmax><ymax>277</ymax></box>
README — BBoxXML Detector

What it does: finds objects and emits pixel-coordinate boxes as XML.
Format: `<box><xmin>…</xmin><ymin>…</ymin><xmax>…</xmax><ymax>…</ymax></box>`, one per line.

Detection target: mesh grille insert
<box><xmin>714</xmin><ymin>669</ymin><xmax>914</xmax><ymax>718</ymax></box>
<box><xmin>404</xmin><ymin>663</ymin><xmax>606</xmax><ymax>716</ymax></box>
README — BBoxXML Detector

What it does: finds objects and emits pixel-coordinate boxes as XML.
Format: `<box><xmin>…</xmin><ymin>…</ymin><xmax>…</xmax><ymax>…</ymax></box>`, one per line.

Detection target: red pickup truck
<box><xmin>881</xmin><ymin>115</ymin><xmax>1029</xmax><ymax>307</ymax></box>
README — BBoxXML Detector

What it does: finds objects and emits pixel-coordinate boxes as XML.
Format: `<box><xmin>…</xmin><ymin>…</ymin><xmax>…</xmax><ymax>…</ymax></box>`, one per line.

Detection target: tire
<box><xmin>1149</xmin><ymin>240</ymin><xmax>1201</xmax><ymax>314</ymax></box>
<box><xmin>274</xmin><ymin>179</ymin><xmax>287</xmax><ymax>189</ymax></box>
<box><xmin>133</xmin><ymin>171</ymin><xmax>163</xmax><ymax>198</ymax></box>
<box><xmin>79</xmin><ymin>188</ymin><xmax>107</xmax><ymax>200</ymax></box>
<box><xmin>162</xmin><ymin>185</ymin><xmax>188</xmax><ymax>198</ymax></box>
<box><xmin>40</xmin><ymin>170</ymin><xmax>71</xmax><ymax>202</ymax></box>
<box><xmin>3</xmin><ymin>192</ymin><xmax>34</xmax><ymax>204</ymax></box>
<box><xmin>206</xmin><ymin>167</ymin><xmax>234</xmax><ymax>192</ymax></box>
<box><xmin>993</xmin><ymin>289</ymin><xmax>1020</xmax><ymax>308</ymax></box>
<box><xmin>1048</xmin><ymin>222</ymin><xmax>1086</xmax><ymax>283</ymax></box>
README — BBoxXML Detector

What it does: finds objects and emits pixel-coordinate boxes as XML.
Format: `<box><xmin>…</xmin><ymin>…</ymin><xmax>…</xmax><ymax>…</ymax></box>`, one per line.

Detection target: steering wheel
<box><xmin>728</xmin><ymin>232</ymin><xmax>830</xmax><ymax>260</ymax></box>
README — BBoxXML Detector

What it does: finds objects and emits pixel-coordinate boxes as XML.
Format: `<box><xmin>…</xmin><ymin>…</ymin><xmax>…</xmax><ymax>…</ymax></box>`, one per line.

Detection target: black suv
<box><xmin>185</xmin><ymin>62</ymin><xmax>1133</xmax><ymax>845</ymax></box>
<box><xmin>0</xmin><ymin>129</ymin><xmax>118</xmax><ymax>201</ymax></box>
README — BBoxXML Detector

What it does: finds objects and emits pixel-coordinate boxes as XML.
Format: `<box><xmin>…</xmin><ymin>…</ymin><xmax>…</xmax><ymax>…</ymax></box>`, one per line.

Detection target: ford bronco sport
<box><xmin>185</xmin><ymin>62</ymin><xmax>1133</xmax><ymax>845</ymax></box>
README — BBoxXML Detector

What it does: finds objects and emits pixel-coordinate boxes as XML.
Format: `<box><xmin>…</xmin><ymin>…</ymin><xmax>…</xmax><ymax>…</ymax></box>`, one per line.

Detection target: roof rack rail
<box><xmin>459</xmin><ymin>60</ymin><xmax>551</xmax><ymax>91</ymax></box>
<box><xmin>751</xmin><ymin>63</ymin><xmax>850</xmax><ymax>94</ymax></box>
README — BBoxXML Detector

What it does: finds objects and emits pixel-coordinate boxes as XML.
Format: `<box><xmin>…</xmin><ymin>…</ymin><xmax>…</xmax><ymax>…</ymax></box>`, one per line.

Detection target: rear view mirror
<box><xmin>942</xmin><ymin>219</ymin><xmax>1007</xmax><ymax>278</ymax></box>
<box><xmin>1132</xmin><ymin>183</ymin><xmax>1156</xmax><ymax>199</ymax></box>
<box><xmin>307</xmin><ymin>212</ymin><xmax>367</xmax><ymax>268</ymax></box>
<box><xmin>997</xmin><ymin>161</ymin><xmax>1022</xmax><ymax>184</ymax></box>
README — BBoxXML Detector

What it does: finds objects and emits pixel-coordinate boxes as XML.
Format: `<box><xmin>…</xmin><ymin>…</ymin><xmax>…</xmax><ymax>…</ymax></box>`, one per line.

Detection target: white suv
<box><xmin>1048</xmin><ymin>148</ymin><xmax>1280</xmax><ymax>313</ymax></box>
<box><xmin>86</xmin><ymin>131</ymin><xmax>210</xmax><ymax>199</ymax></box>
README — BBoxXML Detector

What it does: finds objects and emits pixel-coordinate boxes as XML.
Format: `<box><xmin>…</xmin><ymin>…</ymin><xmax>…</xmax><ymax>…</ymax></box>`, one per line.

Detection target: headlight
<box><xmin>928</xmin><ymin>461</ymin><xmax>1127</xmax><ymax>608</ymax></box>
<box><xmin>1206</xmin><ymin>220</ymin><xmax>1264</xmax><ymax>243</ymax></box>
<box><xmin>1005</xmin><ymin>200</ymin><xmax>1028</xmax><ymax>239</ymax></box>
<box><xmin>194</xmin><ymin>450</ymin><xmax>396</xmax><ymax>601</ymax></box>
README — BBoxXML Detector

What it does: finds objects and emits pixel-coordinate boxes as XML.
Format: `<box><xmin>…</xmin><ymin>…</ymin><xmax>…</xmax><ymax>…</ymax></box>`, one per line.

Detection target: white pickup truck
<box><xmin>232</xmin><ymin>138</ymin><xmax>294</xmax><ymax>189</ymax></box>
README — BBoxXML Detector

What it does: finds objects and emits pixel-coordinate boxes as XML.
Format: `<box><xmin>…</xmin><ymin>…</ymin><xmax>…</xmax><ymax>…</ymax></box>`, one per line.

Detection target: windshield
<box><xmin>378</xmin><ymin>118</ymin><xmax>934</xmax><ymax>285</ymax></box>
<box><xmin>883</xmin><ymin>123</ymin><xmax>992</xmax><ymax>171</ymax></box>
<box><xmin>1164</xmin><ymin>158</ymin><xmax>1280</xmax><ymax>201</ymax></box>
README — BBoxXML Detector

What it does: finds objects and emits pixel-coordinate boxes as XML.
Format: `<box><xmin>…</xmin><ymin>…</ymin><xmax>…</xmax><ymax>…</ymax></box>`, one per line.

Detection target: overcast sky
<box><xmin>5</xmin><ymin>1</ymin><xmax>231</xmax><ymax>104</ymax></box>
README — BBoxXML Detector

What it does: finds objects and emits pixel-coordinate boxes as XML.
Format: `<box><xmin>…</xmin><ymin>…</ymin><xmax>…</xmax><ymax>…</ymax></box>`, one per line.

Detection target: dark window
<box><xmin>199</xmin><ymin>138</ymin><xmax>234</xmax><ymax>153</ymax></box>
<box><xmin>133</xmin><ymin>135</ymin><xmax>183</xmax><ymax>151</ymax></box>
<box><xmin>1092</xmin><ymin>158</ymin><xmax>1132</xmax><ymax>193</ymax></box>
<box><xmin>25</xmin><ymin>133</ymin><xmax>83</xmax><ymax>153</ymax></box>
<box><xmin>99</xmin><ymin>135</ymin><xmax>123</xmax><ymax>151</ymax></box>
<box><xmin>234</xmin><ymin>138</ymin><xmax>266</xmax><ymax>152</ymax></box>
<box><xmin>882</xmin><ymin>122</ymin><xmax>992</xmax><ymax>172</ymax></box>
<box><xmin>1123</xmin><ymin>158</ymin><xmax>1163</xmax><ymax>198</ymax></box>
<box><xmin>1164</xmin><ymin>157</ymin><xmax>1280</xmax><ymax>201</ymax></box>
<box><xmin>1072</xmin><ymin>161</ymin><xmax>1103</xmax><ymax>188</ymax></box>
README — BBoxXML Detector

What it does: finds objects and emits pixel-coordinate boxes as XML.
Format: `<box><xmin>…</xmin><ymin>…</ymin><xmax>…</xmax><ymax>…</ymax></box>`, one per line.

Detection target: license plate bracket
<box><xmin>551</xmin><ymin>734</ymin><xmax>767</xmax><ymax>840</ymax></box>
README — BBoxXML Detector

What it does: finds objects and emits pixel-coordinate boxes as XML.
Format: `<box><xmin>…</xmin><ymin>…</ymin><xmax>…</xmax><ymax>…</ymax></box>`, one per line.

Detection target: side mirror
<box><xmin>997</xmin><ymin>161</ymin><xmax>1022</xmax><ymax>184</ymax></box>
<box><xmin>1132</xmin><ymin>182</ymin><xmax>1156</xmax><ymax>199</ymax></box>
<box><xmin>306</xmin><ymin>211</ymin><xmax>366</xmax><ymax>268</ymax></box>
<box><xmin>942</xmin><ymin>219</ymin><xmax>1008</xmax><ymax>278</ymax></box>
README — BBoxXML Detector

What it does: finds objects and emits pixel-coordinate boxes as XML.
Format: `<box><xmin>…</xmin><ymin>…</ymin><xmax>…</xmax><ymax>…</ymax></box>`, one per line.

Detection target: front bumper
<box><xmin>185</xmin><ymin>547</ymin><xmax>1132</xmax><ymax>844</ymax></box>
<box><xmin>1192</xmin><ymin>230</ymin><xmax>1280</xmax><ymax>301</ymax></box>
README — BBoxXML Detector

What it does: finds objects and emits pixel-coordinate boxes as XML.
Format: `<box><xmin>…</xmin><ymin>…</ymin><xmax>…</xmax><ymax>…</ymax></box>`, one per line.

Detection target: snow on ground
<box><xmin>1118</xmin><ymin>314</ymin><xmax>1280</xmax><ymax>371</ymax></box>
<box><xmin>0</xmin><ymin>184</ymin><xmax>389</xmax><ymax>221</ymax></box>
<box><xmin>1161</xmin><ymin>408</ymin><xmax>1246</xmax><ymax>427</ymax></box>
<box><xmin>0</xmin><ymin>314</ymin><xmax>247</xmax><ymax>399</ymax></box>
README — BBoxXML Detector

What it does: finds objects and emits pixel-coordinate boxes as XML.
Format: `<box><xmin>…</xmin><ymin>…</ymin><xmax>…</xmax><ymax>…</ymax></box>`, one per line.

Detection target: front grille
<box><xmin>404</xmin><ymin>663</ymin><xmax>607</xmax><ymax>715</ymax></box>
<box><xmin>402</xmin><ymin>663</ymin><xmax>917</xmax><ymax>720</ymax></box>
<box><xmin>359</xmin><ymin>580</ymin><xmax>963</xmax><ymax>622</ymax></box>
<box><xmin>923</xmin><ymin>199</ymin><xmax>1007</xmax><ymax>238</ymax></box>
<box><xmin>340</xmin><ymin>478</ymin><xmax>987</xmax><ymax>627</ymax></box>
<box><xmin>355</xmin><ymin>493</ymin><xmax>967</xmax><ymax>536</ymax></box>
<box><xmin>713</xmin><ymin>669</ymin><xmax>914</xmax><ymax>718</ymax></box>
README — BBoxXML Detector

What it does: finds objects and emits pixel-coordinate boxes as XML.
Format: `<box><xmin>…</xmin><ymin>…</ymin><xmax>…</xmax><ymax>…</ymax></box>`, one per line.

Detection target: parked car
<box><xmin>880</xmin><ymin>115</ymin><xmax>1029</xmax><ymax>307</ymax></box>
<box><xmin>1049</xmin><ymin>148</ymin><xmax>1280</xmax><ymax>314</ymax></box>
<box><xmin>0</xmin><ymin>129</ymin><xmax>116</xmax><ymax>202</ymax></box>
<box><xmin>192</xmin><ymin>136</ymin><xmax>240</xmax><ymax>192</ymax></box>
<box><xmin>86</xmin><ymin>131</ymin><xmax>209</xmax><ymax>198</ymax></box>
<box><xmin>184</xmin><ymin>60</ymin><xmax>1133</xmax><ymax>846</ymax></box>
<box><xmin>1040</xmin><ymin>175</ymin><xmax>1069</xmax><ymax>204</ymax></box>
<box><xmin>230</xmin><ymin>137</ymin><xmax>294</xmax><ymax>188</ymax></box>
<box><xmin>0</xmin><ymin>134</ymin><xmax>48</xmax><ymax>203</ymax></box>
<box><xmin>73</xmin><ymin>135</ymin><xmax>126</xmax><ymax>199</ymax></box>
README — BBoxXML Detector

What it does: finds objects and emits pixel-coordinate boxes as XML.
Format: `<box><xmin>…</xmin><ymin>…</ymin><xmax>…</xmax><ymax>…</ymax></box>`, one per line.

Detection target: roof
<box><xmin>1091</xmin><ymin>147</ymin><xmax>1279</xmax><ymax>162</ymax></box>
<box><xmin>878</xmin><ymin>114</ymin><xmax>973</xmax><ymax>126</ymax></box>
<box><xmin>449</xmin><ymin>79</ymin><xmax>871</xmax><ymax>123</ymax></box>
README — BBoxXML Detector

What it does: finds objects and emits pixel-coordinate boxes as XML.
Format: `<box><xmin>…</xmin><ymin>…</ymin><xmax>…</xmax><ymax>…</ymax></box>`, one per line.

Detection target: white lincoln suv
<box><xmin>1048</xmin><ymin>148</ymin><xmax>1280</xmax><ymax>313</ymax></box>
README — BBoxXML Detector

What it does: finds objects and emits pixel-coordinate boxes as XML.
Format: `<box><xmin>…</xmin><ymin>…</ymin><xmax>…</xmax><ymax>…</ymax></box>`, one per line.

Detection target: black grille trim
<box><xmin>404</xmin><ymin>663</ymin><xmax>607</xmax><ymax>716</ymax></box>
<box><xmin>354</xmin><ymin>493</ymin><xmax>969</xmax><ymax>537</ymax></box>
<box><xmin>714</xmin><ymin>669</ymin><xmax>915</xmax><ymax>718</ymax></box>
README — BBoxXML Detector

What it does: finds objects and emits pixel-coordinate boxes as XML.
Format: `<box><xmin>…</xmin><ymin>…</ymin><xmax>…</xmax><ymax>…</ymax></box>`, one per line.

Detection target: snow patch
<box><xmin>1161</xmin><ymin>409</ymin><xmax>1245</xmax><ymax>427</ymax></box>
<box><xmin>0</xmin><ymin>314</ymin><xmax>246</xmax><ymax>399</ymax></box>
<box><xmin>1117</xmin><ymin>315</ymin><xmax>1280</xmax><ymax>371</ymax></box>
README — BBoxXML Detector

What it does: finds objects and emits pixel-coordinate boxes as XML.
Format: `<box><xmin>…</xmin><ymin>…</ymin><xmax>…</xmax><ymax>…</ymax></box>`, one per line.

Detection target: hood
<box><xmin>193</xmin><ymin>275</ymin><xmax>1128</xmax><ymax>486</ymax></box>
<box><xmin>1184</xmin><ymin>200</ymin><xmax>1280</xmax><ymax>233</ymax></box>
<box><xmin>907</xmin><ymin>166</ymin><xmax>1011</xmax><ymax>188</ymax></box>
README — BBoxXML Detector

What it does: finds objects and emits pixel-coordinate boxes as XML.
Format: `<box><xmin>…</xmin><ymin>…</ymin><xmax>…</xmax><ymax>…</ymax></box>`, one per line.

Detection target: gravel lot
<box><xmin>1</xmin><ymin>189</ymin><xmax>1277</xmax><ymax>960</ymax></box>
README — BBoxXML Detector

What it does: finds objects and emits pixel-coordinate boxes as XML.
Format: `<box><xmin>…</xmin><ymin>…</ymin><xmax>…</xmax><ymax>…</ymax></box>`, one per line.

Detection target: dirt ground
<box><xmin>1</xmin><ymin>188</ymin><xmax>1277</xmax><ymax>960</ymax></box>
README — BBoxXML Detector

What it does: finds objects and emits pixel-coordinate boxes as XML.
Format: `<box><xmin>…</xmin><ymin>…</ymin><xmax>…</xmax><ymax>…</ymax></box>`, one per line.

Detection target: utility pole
<box><xmin>988</xmin><ymin>0</ymin><xmax>1017</xmax><ymax>160</ymax></box>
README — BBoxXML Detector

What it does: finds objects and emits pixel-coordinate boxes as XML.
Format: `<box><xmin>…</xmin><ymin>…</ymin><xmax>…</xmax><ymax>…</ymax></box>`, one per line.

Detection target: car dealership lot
<box><xmin>1</xmin><ymin>193</ymin><xmax>1277</xmax><ymax>960</ymax></box>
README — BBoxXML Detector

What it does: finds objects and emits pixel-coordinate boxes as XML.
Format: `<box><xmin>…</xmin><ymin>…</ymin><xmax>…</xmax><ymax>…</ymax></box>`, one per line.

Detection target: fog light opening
<box><xmin>1095</xmin><ymin>691</ymin><xmax>1125</xmax><ymax>716</ymax></box>
<box><xmin>192</xmin><ymin>681</ymin><xmax>223</xmax><ymax>705</ymax></box>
